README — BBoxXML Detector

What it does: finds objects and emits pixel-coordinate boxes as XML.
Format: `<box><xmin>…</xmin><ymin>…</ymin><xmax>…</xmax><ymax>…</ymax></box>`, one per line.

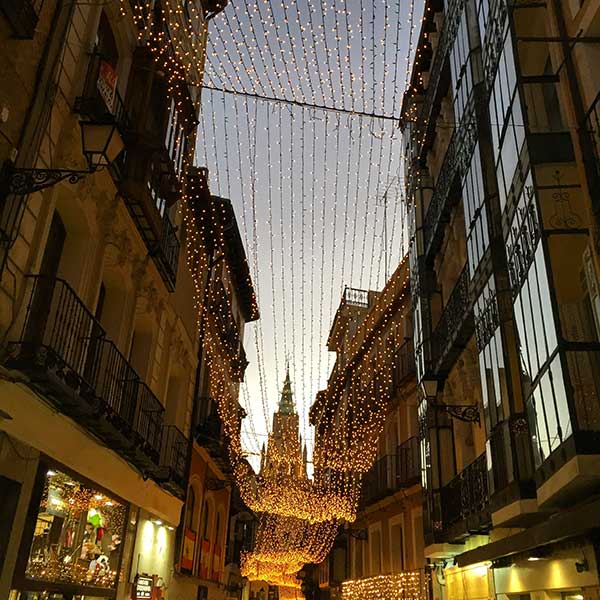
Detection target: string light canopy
<box><xmin>116</xmin><ymin>1</ymin><xmax>427</xmax><ymax>598</ymax></box>
<box><xmin>340</xmin><ymin>572</ymin><xmax>430</xmax><ymax>600</ymax></box>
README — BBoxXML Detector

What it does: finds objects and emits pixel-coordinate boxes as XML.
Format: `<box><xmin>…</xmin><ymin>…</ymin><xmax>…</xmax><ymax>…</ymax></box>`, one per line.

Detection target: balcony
<box><xmin>343</xmin><ymin>286</ymin><xmax>370</xmax><ymax>308</ymax></box>
<box><xmin>5</xmin><ymin>275</ymin><xmax>168</xmax><ymax>478</ymax></box>
<box><xmin>361</xmin><ymin>436</ymin><xmax>421</xmax><ymax>507</ymax></box>
<box><xmin>440</xmin><ymin>452</ymin><xmax>491</xmax><ymax>541</ymax></box>
<box><xmin>156</xmin><ymin>425</ymin><xmax>189</xmax><ymax>498</ymax></box>
<box><xmin>431</xmin><ymin>265</ymin><xmax>474</xmax><ymax>375</ymax></box>
<box><xmin>422</xmin><ymin>90</ymin><xmax>479</xmax><ymax>262</ymax></box>
<box><xmin>390</xmin><ymin>341</ymin><xmax>416</xmax><ymax>395</ymax></box>
<box><xmin>75</xmin><ymin>51</ymin><xmax>130</xmax><ymax>134</ymax></box>
<box><xmin>112</xmin><ymin>150</ymin><xmax>181</xmax><ymax>292</ymax></box>
<box><xmin>415</xmin><ymin>0</ymin><xmax>466</xmax><ymax>156</ymax></box>
<box><xmin>195</xmin><ymin>401</ymin><xmax>231</xmax><ymax>474</ymax></box>
<box><xmin>0</xmin><ymin>0</ymin><xmax>42</xmax><ymax>38</ymax></box>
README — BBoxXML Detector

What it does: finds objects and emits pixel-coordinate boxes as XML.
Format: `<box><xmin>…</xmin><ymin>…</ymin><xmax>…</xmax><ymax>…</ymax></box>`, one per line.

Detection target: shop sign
<box><xmin>135</xmin><ymin>574</ymin><xmax>154</xmax><ymax>599</ymax></box>
<box><xmin>97</xmin><ymin>60</ymin><xmax>118</xmax><ymax>113</ymax></box>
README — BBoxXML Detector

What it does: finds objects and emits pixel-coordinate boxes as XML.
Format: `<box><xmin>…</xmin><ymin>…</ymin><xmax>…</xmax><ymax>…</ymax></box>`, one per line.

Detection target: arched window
<box><xmin>96</xmin><ymin>11</ymin><xmax>119</xmax><ymax>68</ymax></box>
<box><xmin>185</xmin><ymin>487</ymin><xmax>195</xmax><ymax>531</ymax></box>
<box><xmin>214</xmin><ymin>512</ymin><xmax>221</xmax><ymax>546</ymax></box>
<box><xmin>201</xmin><ymin>500</ymin><xmax>211</xmax><ymax>540</ymax></box>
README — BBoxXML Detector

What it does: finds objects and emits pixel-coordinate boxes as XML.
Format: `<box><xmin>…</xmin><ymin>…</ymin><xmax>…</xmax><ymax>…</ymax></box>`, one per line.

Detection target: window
<box><xmin>23</xmin><ymin>467</ymin><xmax>126</xmax><ymax>591</ymax></box>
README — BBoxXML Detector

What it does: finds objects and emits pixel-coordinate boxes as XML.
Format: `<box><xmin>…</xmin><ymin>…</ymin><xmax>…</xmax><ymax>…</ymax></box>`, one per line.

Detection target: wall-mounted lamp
<box><xmin>1</xmin><ymin>120</ymin><xmax>123</xmax><ymax>197</ymax></box>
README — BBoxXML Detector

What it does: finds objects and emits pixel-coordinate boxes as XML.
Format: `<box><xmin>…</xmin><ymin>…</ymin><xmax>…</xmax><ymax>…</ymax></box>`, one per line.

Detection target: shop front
<box><xmin>9</xmin><ymin>462</ymin><xmax>129</xmax><ymax>600</ymax></box>
<box><xmin>126</xmin><ymin>509</ymin><xmax>177</xmax><ymax>600</ymax></box>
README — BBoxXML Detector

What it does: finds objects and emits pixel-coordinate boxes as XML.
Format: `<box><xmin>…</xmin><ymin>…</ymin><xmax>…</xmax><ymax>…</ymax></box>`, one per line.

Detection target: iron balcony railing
<box><xmin>391</xmin><ymin>341</ymin><xmax>416</xmax><ymax>394</ymax></box>
<box><xmin>0</xmin><ymin>0</ymin><xmax>43</xmax><ymax>38</ymax></box>
<box><xmin>415</xmin><ymin>0</ymin><xmax>467</xmax><ymax>156</ymax></box>
<box><xmin>6</xmin><ymin>275</ymin><xmax>167</xmax><ymax>472</ymax></box>
<box><xmin>74</xmin><ymin>51</ymin><xmax>130</xmax><ymax>134</ymax></box>
<box><xmin>361</xmin><ymin>436</ymin><xmax>421</xmax><ymax>507</ymax></box>
<box><xmin>440</xmin><ymin>452</ymin><xmax>491</xmax><ymax>538</ymax></box>
<box><xmin>196</xmin><ymin>403</ymin><xmax>223</xmax><ymax>442</ymax></box>
<box><xmin>431</xmin><ymin>264</ymin><xmax>474</xmax><ymax>373</ymax></box>
<box><xmin>343</xmin><ymin>286</ymin><xmax>370</xmax><ymax>308</ymax></box>
<box><xmin>423</xmin><ymin>92</ymin><xmax>478</xmax><ymax>260</ymax></box>
<box><xmin>159</xmin><ymin>425</ymin><xmax>189</xmax><ymax>494</ymax></box>
<box><xmin>195</xmin><ymin>400</ymin><xmax>232</xmax><ymax>473</ymax></box>
<box><xmin>149</xmin><ymin>210</ymin><xmax>180</xmax><ymax>291</ymax></box>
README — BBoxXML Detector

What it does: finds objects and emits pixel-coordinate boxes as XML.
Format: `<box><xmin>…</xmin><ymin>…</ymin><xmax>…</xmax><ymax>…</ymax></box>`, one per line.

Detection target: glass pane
<box><xmin>26</xmin><ymin>468</ymin><xmax>126</xmax><ymax>590</ymax></box>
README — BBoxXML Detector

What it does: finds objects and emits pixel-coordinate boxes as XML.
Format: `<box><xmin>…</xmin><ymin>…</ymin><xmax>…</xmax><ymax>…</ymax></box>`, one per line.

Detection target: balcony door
<box><xmin>24</xmin><ymin>212</ymin><xmax>66</xmax><ymax>346</ymax></box>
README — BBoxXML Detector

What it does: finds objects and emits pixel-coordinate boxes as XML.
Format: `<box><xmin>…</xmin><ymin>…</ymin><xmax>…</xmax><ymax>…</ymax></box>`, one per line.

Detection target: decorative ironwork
<box><xmin>482</xmin><ymin>0</ymin><xmax>509</xmax><ymax>93</ymax></box>
<box><xmin>507</xmin><ymin>191</ymin><xmax>541</xmax><ymax>295</ymax></box>
<box><xmin>1</xmin><ymin>164</ymin><xmax>89</xmax><ymax>196</ymax></box>
<box><xmin>5</xmin><ymin>274</ymin><xmax>166</xmax><ymax>472</ymax></box>
<box><xmin>548</xmin><ymin>170</ymin><xmax>582</xmax><ymax>229</ymax></box>
<box><xmin>423</xmin><ymin>96</ymin><xmax>478</xmax><ymax>257</ymax></box>
<box><xmin>416</xmin><ymin>0</ymin><xmax>467</xmax><ymax>155</ymax></box>
<box><xmin>439</xmin><ymin>403</ymin><xmax>481</xmax><ymax>424</ymax></box>
<box><xmin>441</xmin><ymin>452</ymin><xmax>490</xmax><ymax>532</ymax></box>
<box><xmin>431</xmin><ymin>264</ymin><xmax>472</xmax><ymax>366</ymax></box>
<box><xmin>474</xmin><ymin>289</ymin><xmax>500</xmax><ymax>350</ymax></box>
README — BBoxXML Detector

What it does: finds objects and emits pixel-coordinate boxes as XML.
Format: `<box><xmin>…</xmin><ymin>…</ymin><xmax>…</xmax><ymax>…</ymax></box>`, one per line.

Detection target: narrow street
<box><xmin>1</xmin><ymin>1</ymin><xmax>600</xmax><ymax>600</ymax></box>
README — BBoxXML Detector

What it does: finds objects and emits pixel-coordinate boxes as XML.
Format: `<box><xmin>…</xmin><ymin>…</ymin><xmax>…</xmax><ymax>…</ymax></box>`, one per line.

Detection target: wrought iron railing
<box><xmin>396</xmin><ymin>436</ymin><xmax>421</xmax><ymax>486</ymax></box>
<box><xmin>196</xmin><ymin>401</ymin><xmax>223</xmax><ymax>441</ymax></box>
<box><xmin>161</xmin><ymin>425</ymin><xmax>189</xmax><ymax>489</ymax></box>
<box><xmin>75</xmin><ymin>51</ymin><xmax>130</xmax><ymax>133</ymax></box>
<box><xmin>416</xmin><ymin>0</ymin><xmax>467</xmax><ymax>156</ymax></box>
<box><xmin>423</xmin><ymin>95</ymin><xmax>478</xmax><ymax>258</ymax></box>
<box><xmin>431</xmin><ymin>264</ymin><xmax>472</xmax><ymax>368</ymax></box>
<box><xmin>7</xmin><ymin>275</ymin><xmax>166</xmax><ymax>467</ymax></box>
<box><xmin>361</xmin><ymin>436</ymin><xmax>421</xmax><ymax>506</ymax></box>
<box><xmin>150</xmin><ymin>211</ymin><xmax>180</xmax><ymax>290</ymax></box>
<box><xmin>136</xmin><ymin>381</ymin><xmax>165</xmax><ymax>461</ymax></box>
<box><xmin>94</xmin><ymin>338</ymin><xmax>139</xmax><ymax>432</ymax></box>
<box><xmin>391</xmin><ymin>341</ymin><xmax>416</xmax><ymax>393</ymax></box>
<box><xmin>343</xmin><ymin>286</ymin><xmax>370</xmax><ymax>308</ymax></box>
<box><xmin>440</xmin><ymin>452</ymin><xmax>490</xmax><ymax>535</ymax></box>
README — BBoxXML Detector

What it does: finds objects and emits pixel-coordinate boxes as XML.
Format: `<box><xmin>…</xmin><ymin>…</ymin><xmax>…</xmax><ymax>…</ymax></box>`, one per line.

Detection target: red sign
<box><xmin>181</xmin><ymin>529</ymin><xmax>196</xmax><ymax>572</ymax></box>
<box><xmin>200</xmin><ymin>539</ymin><xmax>211</xmax><ymax>579</ymax></box>
<box><xmin>97</xmin><ymin>60</ymin><xmax>118</xmax><ymax>113</ymax></box>
<box><xmin>212</xmin><ymin>546</ymin><xmax>222</xmax><ymax>581</ymax></box>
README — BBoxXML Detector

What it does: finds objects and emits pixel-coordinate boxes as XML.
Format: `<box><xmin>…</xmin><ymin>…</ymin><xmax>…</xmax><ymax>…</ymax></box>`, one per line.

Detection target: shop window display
<box><xmin>23</xmin><ymin>468</ymin><xmax>127</xmax><ymax>591</ymax></box>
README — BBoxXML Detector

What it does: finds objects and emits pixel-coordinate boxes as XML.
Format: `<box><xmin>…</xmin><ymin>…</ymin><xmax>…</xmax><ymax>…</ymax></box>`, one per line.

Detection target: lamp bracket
<box><xmin>1</xmin><ymin>161</ymin><xmax>91</xmax><ymax>197</ymax></box>
<box><xmin>437</xmin><ymin>404</ymin><xmax>480</xmax><ymax>424</ymax></box>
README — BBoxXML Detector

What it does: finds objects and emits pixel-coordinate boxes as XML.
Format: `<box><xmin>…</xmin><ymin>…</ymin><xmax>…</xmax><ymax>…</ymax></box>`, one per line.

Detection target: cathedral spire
<box><xmin>277</xmin><ymin>365</ymin><xmax>296</xmax><ymax>415</ymax></box>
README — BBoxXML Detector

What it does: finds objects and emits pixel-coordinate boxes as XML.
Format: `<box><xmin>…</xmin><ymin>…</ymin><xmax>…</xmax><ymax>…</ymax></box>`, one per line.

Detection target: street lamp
<box><xmin>79</xmin><ymin>120</ymin><xmax>124</xmax><ymax>170</ymax></box>
<box><xmin>0</xmin><ymin>118</ymin><xmax>124</xmax><ymax>197</ymax></box>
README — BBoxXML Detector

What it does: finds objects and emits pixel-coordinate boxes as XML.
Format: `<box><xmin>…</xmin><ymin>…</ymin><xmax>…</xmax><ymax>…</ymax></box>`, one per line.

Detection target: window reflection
<box><xmin>25</xmin><ymin>468</ymin><xmax>126</xmax><ymax>590</ymax></box>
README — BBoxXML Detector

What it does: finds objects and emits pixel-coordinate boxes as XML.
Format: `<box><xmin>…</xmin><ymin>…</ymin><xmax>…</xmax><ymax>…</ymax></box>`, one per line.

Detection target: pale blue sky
<box><xmin>196</xmin><ymin>0</ymin><xmax>422</xmax><ymax>471</ymax></box>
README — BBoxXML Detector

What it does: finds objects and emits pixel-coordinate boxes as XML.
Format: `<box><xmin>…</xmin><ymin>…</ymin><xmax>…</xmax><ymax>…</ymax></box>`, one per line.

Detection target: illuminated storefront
<box><xmin>9</xmin><ymin>464</ymin><xmax>128</xmax><ymax>599</ymax></box>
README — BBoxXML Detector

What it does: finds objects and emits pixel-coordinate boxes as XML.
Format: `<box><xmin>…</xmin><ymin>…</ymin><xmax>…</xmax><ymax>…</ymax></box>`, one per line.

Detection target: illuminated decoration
<box><xmin>340</xmin><ymin>572</ymin><xmax>430</xmax><ymax>600</ymax></box>
<box><xmin>26</xmin><ymin>469</ymin><xmax>126</xmax><ymax>590</ymax></box>
<box><xmin>114</xmin><ymin>3</ymin><xmax>424</xmax><ymax>599</ymax></box>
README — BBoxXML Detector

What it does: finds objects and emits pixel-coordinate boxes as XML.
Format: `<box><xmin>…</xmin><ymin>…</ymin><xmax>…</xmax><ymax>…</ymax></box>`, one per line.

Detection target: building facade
<box><xmin>310</xmin><ymin>261</ymin><xmax>431</xmax><ymax>600</ymax></box>
<box><xmin>401</xmin><ymin>0</ymin><xmax>600</xmax><ymax>595</ymax></box>
<box><xmin>0</xmin><ymin>2</ymin><xmax>256</xmax><ymax>600</ymax></box>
